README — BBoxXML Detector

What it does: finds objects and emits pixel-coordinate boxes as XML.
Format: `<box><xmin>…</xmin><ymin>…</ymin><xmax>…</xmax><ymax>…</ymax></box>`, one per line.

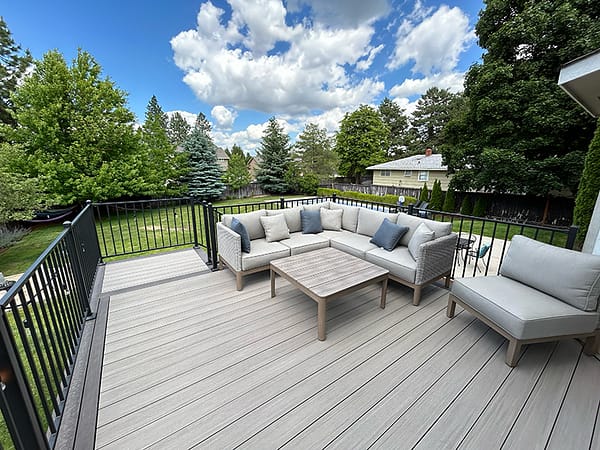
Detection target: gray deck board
<box><xmin>93</xmin><ymin>251</ymin><xmax>600</xmax><ymax>449</ymax></box>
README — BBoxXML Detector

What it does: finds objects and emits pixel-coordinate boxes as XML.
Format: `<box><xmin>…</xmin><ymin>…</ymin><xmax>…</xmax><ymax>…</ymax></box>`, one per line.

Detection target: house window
<box><xmin>418</xmin><ymin>171</ymin><xmax>429</xmax><ymax>181</ymax></box>
<box><xmin>380</xmin><ymin>170</ymin><xmax>391</xmax><ymax>177</ymax></box>
<box><xmin>404</xmin><ymin>170</ymin><xmax>412</xmax><ymax>177</ymax></box>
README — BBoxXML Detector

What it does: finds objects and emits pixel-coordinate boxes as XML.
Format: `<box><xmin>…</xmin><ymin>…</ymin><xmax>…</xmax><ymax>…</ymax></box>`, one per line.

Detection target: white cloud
<box><xmin>211</xmin><ymin>105</ymin><xmax>237</xmax><ymax>129</ymax></box>
<box><xmin>171</xmin><ymin>1</ymin><xmax>385</xmax><ymax>115</ymax></box>
<box><xmin>388</xmin><ymin>5</ymin><xmax>475</xmax><ymax>74</ymax></box>
<box><xmin>287</xmin><ymin>0</ymin><xmax>390</xmax><ymax>27</ymax></box>
<box><xmin>356</xmin><ymin>44</ymin><xmax>384</xmax><ymax>71</ymax></box>
<box><xmin>389</xmin><ymin>72</ymin><xmax>466</xmax><ymax>98</ymax></box>
<box><xmin>166</xmin><ymin>110</ymin><xmax>197</xmax><ymax>127</ymax></box>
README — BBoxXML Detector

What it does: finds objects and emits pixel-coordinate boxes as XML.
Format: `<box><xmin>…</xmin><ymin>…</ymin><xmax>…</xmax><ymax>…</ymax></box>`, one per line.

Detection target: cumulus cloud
<box><xmin>211</xmin><ymin>105</ymin><xmax>237</xmax><ymax>129</ymax></box>
<box><xmin>389</xmin><ymin>72</ymin><xmax>466</xmax><ymax>98</ymax></box>
<box><xmin>388</xmin><ymin>5</ymin><xmax>475</xmax><ymax>74</ymax></box>
<box><xmin>171</xmin><ymin>1</ymin><xmax>385</xmax><ymax>116</ymax></box>
<box><xmin>287</xmin><ymin>0</ymin><xmax>390</xmax><ymax>27</ymax></box>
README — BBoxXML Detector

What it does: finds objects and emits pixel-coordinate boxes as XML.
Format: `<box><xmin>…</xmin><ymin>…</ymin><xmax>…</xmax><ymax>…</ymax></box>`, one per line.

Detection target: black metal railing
<box><xmin>0</xmin><ymin>203</ymin><xmax>100</xmax><ymax>449</ymax></box>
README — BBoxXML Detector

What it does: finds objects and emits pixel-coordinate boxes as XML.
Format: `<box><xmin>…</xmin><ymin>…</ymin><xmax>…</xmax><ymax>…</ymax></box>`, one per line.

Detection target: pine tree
<box><xmin>460</xmin><ymin>196</ymin><xmax>473</xmax><ymax>215</ymax></box>
<box><xmin>195</xmin><ymin>112</ymin><xmax>211</xmax><ymax>134</ymax></box>
<box><xmin>184</xmin><ymin>127</ymin><xmax>225</xmax><ymax>200</ymax></box>
<box><xmin>295</xmin><ymin>123</ymin><xmax>337</xmax><ymax>181</ymax></box>
<box><xmin>256</xmin><ymin>117</ymin><xmax>290</xmax><ymax>194</ymax></box>
<box><xmin>419</xmin><ymin>182</ymin><xmax>430</xmax><ymax>202</ymax></box>
<box><xmin>429</xmin><ymin>180</ymin><xmax>443</xmax><ymax>210</ymax></box>
<box><xmin>378</xmin><ymin>97</ymin><xmax>410</xmax><ymax>158</ymax></box>
<box><xmin>442</xmin><ymin>186</ymin><xmax>456</xmax><ymax>212</ymax></box>
<box><xmin>223</xmin><ymin>150</ymin><xmax>251</xmax><ymax>197</ymax></box>
<box><xmin>574</xmin><ymin>119</ymin><xmax>600</xmax><ymax>244</ymax></box>
<box><xmin>168</xmin><ymin>112</ymin><xmax>191</xmax><ymax>146</ymax></box>
<box><xmin>472</xmin><ymin>197</ymin><xmax>488</xmax><ymax>217</ymax></box>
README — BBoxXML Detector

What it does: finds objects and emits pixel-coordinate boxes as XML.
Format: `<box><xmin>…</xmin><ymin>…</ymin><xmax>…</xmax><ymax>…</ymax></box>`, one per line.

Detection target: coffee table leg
<box><xmin>317</xmin><ymin>299</ymin><xmax>326</xmax><ymax>341</ymax></box>
<box><xmin>380</xmin><ymin>277</ymin><xmax>388</xmax><ymax>309</ymax></box>
<box><xmin>270</xmin><ymin>269</ymin><xmax>276</xmax><ymax>298</ymax></box>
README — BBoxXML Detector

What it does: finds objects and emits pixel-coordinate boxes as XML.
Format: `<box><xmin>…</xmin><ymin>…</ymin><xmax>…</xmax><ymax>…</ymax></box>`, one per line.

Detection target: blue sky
<box><xmin>4</xmin><ymin>0</ymin><xmax>484</xmax><ymax>154</ymax></box>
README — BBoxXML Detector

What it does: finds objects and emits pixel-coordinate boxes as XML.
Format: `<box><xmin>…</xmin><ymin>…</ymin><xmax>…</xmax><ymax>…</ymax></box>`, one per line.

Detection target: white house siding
<box><xmin>372</xmin><ymin>170</ymin><xmax>451</xmax><ymax>190</ymax></box>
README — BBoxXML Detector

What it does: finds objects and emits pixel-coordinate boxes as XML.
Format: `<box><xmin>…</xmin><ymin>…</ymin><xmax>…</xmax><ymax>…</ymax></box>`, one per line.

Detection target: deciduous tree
<box><xmin>223</xmin><ymin>147</ymin><xmax>251</xmax><ymax>197</ymax></box>
<box><xmin>256</xmin><ymin>117</ymin><xmax>290</xmax><ymax>194</ymax></box>
<box><xmin>335</xmin><ymin>105</ymin><xmax>389</xmax><ymax>184</ymax></box>
<box><xmin>295</xmin><ymin>123</ymin><xmax>337</xmax><ymax>181</ymax></box>
<box><xmin>378</xmin><ymin>97</ymin><xmax>410</xmax><ymax>158</ymax></box>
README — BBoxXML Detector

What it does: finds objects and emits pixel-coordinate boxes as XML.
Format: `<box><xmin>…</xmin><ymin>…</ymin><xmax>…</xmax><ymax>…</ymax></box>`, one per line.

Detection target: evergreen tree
<box><xmin>223</xmin><ymin>149</ymin><xmax>251</xmax><ymax>197</ymax></box>
<box><xmin>195</xmin><ymin>112</ymin><xmax>212</xmax><ymax>134</ymax></box>
<box><xmin>472</xmin><ymin>197</ymin><xmax>488</xmax><ymax>217</ymax></box>
<box><xmin>225</xmin><ymin>144</ymin><xmax>252</xmax><ymax>166</ymax></box>
<box><xmin>574</xmin><ymin>119</ymin><xmax>600</xmax><ymax>244</ymax></box>
<box><xmin>460</xmin><ymin>196</ymin><xmax>473</xmax><ymax>215</ymax></box>
<box><xmin>442</xmin><ymin>186</ymin><xmax>456</xmax><ymax>212</ymax></box>
<box><xmin>256</xmin><ymin>117</ymin><xmax>290</xmax><ymax>194</ymax></box>
<box><xmin>295</xmin><ymin>123</ymin><xmax>337</xmax><ymax>181</ymax></box>
<box><xmin>184</xmin><ymin>127</ymin><xmax>224</xmax><ymax>200</ymax></box>
<box><xmin>419</xmin><ymin>182</ymin><xmax>430</xmax><ymax>202</ymax></box>
<box><xmin>0</xmin><ymin>17</ymin><xmax>33</xmax><ymax>129</ymax></box>
<box><xmin>429</xmin><ymin>180</ymin><xmax>444</xmax><ymax>210</ymax></box>
<box><xmin>168</xmin><ymin>112</ymin><xmax>191</xmax><ymax>146</ymax></box>
<box><xmin>378</xmin><ymin>97</ymin><xmax>410</xmax><ymax>158</ymax></box>
<box><xmin>335</xmin><ymin>105</ymin><xmax>389</xmax><ymax>184</ymax></box>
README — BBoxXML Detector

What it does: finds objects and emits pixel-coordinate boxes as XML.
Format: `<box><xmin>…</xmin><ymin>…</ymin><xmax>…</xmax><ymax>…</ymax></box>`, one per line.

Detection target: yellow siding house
<box><xmin>367</xmin><ymin>150</ymin><xmax>452</xmax><ymax>190</ymax></box>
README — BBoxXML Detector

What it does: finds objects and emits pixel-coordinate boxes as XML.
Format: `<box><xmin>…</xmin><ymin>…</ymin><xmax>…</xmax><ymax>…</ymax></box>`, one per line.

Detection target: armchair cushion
<box><xmin>230</xmin><ymin>218</ymin><xmax>251</xmax><ymax>253</ymax></box>
<box><xmin>408</xmin><ymin>223</ymin><xmax>435</xmax><ymax>259</ymax></box>
<box><xmin>300</xmin><ymin>209</ymin><xmax>323</xmax><ymax>234</ymax></box>
<box><xmin>259</xmin><ymin>214</ymin><xmax>290</xmax><ymax>242</ymax></box>
<box><xmin>500</xmin><ymin>235</ymin><xmax>600</xmax><ymax>311</ymax></box>
<box><xmin>370</xmin><ymin>218</ymin><xmax>409</xmax><ymax>251</ymax></box>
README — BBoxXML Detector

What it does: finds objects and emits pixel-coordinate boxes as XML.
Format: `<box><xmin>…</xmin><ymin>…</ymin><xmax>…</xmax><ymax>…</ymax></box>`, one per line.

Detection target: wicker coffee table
<box><xmin>270</xmin><ymin>247</ymin><xmax>389</xmax><ymax>340</ymax></box>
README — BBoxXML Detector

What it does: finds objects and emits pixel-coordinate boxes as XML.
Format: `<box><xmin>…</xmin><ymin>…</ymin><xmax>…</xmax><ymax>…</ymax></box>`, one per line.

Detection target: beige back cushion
<box><xmin>329</xmin><ymin>203</ymin><xmax>360</xmax><ymax>232</ymax></box>
<box><xmin>356</xmin><ymin>208</ymin><xmax>399</xmax><ymax>237</ymax></box>
<box><xmin>302</xmin><ymin>201</ymin><xmax>330</xmax><ymax>211</ymax></box>
<box><xmin>222</xmin><ymin>209</ymin><xmax>267</xmax><ymax>240</ymax></box>
<box><xmin>396</xmin><ymin>212</ymin><xmax>452</xmax><ymax>247</ymax></box>
<box><xmin>267</xmin><ymin>207</ymin><xmax>302</xmax><ymax>233</ymax></box>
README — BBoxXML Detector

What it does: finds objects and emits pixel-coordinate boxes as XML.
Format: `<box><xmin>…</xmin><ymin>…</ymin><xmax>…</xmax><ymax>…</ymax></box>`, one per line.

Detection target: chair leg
<box><xmin>236</xmin><ymin>273</ymin><xmax>243</xmax><ymax>291</ymax></box>
<box><xmin>506</xmin><ymin>339</ymin><xmax>522</xmax><ymax>367</ymax></box>
<box><xmin>444</xmin><ymin>275</ymin><xmax>451</xmax><ymax>288</ymax></box>
<box><xmin>412</xmin><ymin>286</ymin><xmax>422</xmax><ymax>306</ymax></box>
<box><xmin>583</xmin><ymin>334</ymin><xmax>599</xmax><ymax>355</ymax></box>
<box><xmin>446</xmin><ymin>296</ymin><xmax>456</xmax><ymax>318</ymax></box>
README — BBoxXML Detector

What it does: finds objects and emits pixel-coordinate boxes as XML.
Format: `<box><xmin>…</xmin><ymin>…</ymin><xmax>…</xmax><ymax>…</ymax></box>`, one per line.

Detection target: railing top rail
<box><xmin>91</xmin><ymin>197</ymin><xmax>192</xmax><ymax>206</ymax></box>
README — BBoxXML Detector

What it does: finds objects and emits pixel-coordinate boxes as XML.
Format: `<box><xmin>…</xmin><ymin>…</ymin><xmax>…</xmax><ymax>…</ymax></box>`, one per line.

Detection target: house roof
<box><xmin>558</xmin><ymin>47</ymin><xmax>600</xmax><ymax>117</ymax></box>
<box><xmin>367</xmin><ymin>153</ymin><xmax>447</xmax><ymax>171</ymax></box>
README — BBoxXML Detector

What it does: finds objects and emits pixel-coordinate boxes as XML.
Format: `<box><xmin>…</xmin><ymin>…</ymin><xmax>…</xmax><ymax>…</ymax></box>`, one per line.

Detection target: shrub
<box><xmin>316</xmin><ymin>188</ymin><xmax>416</xmax><ymax>206</ymax></box>
<box><xmin>442</xmin><ymin>187</ymin><xmax>456</xmax><ymax>212</ymax></box>
<box><xmin>460</xmin><ymin>196</ymin><xmax>473</xmax><ymax>215</ymax></box>
<box><xmin>429</xmin><ymin>180</ymin><xmax>443</xmax><ymax>210</ymax></box>
<box><xmin>0</xmin><ymin>225</ymin><xmax>30</xmax><ymax>249</ymax></box>
<box><xmin>574</xmin><ymin>118</ymin><xmax>600</xmax><ymax>245</ymax></box>
<box><xmin>419</xmin><ymin>182</ymin><xmax>430</xmax><ymax>202</ymax></box>
<box><xmin>472</xmin><ymin>197</ymin><xmax>488</xmax><ymax>217</ymax></box>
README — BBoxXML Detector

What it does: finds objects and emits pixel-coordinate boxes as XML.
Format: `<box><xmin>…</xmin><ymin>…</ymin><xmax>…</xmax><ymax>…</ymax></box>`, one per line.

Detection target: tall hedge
<box><xmin>429</xmin><ymin>180</ymin><xmax>443</xmax><ymax>210</ymax></box>
<box><xmin>574</xmin><ymin>119</ymin><xmax>600</xmax><ymax>244</ymax></box>
<box><xmin>443</xmin><ymin>187</ymin><xmax>456</xmax><ymax>212</ymax></box>
<box><xmin>460</xmin><ymin>196</ymin><xmax>473</xmax><ymax>215</ymax></box>
<box><xmin>419</xmin><ymin>182</ymin><xmax>430</xmax><ymax>202</ymax></box>
<box><xmin>472</xmin><ymin>197</ymin><xmax>488</xmax><ymax>217</ymax></box>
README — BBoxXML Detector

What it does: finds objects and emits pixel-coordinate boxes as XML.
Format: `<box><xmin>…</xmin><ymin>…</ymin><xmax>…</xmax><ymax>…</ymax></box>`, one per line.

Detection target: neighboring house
<box><xmin>249</xmin><ymin>155</ymin><xmax>260</xmax><ymax>180</ymax></box>
<box><xmin>367</xmin><ymin>148</ymin><xmax>452</xmax><ymax>190</ymax></box>
<box><xmin>215</xmin><ymin>147</ymin><xmax>229</xmax><ymax>171</ymax></box>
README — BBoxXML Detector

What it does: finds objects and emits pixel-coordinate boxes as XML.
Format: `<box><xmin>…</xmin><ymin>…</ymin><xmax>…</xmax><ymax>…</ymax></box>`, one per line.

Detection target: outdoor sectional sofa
<box><xmin>217</xmin><ymin>201</ymin><xmax>458</xmax><ymax>305</ymax></box>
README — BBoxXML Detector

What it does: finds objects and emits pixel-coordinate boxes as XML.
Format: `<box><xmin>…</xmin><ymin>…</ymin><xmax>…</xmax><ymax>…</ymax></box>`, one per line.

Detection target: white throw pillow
<box><xmin>408</xmin><ymin>223</ymin><xmax>435</xmax><ymax>259</ymax></box>
<box><xmin>259</xmin><ymin>214</ymin><xmax>290</xmax><ymax>242</ymax></box>
<box><xmin>320</xmin><ymin>208</ymin><xmax>343</xmax><ymax>231</ymax></box>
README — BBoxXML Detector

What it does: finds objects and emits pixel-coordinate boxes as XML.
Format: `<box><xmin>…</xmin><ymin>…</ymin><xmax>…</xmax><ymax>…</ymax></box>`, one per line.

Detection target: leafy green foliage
<box><xmin>443</xmin><ymin>0</ymin><xmax>600</xmax><ymax>196</ymax></box>
<box><xmin>256</xmin><ymin>117</ymin><xmax>291</xmax><ymax>194</ymax></box>
<box><xmin>194</xmin><ymin>112</ymin><xmax>211</xmax><ymax>134</ymax></box>
<box><xmin>429</xmin><ymin>180</ymin><xmax>443</xmax><ymax>210</ymax></box>
<box><xmin>285</xmin><ymin>161</ymin><xmax>320</xmax><ymax>195</ymax></box>
<box><xmin>295</xmin><ymin>123</ymin><xmax>337</xmax><ymax>181</ymax></box>
<box><xmin>472</xmin><ymin>197</ymin><xmax>488</xmax><ymax>217</ymax></box>
<box><xmin>460</xmin><ymin>196</ymin><xmax>473</xmax><ymax>215</ymax></box>
<box><xmin>442</xmin><ymin>186</ymin><xmax>456</xmax><ymax>212</ymax></box>
<box><xmin>574</xmin><ymin>119</ymin><xmax>600</xmax><ymax>244</ymax></box>
<box><xmin>9</xmin><ymin>49</ymin><xmax>150</xmax><ymax>204</ymax></box>
<box><xmin>317</xmin><ymin>188</ymin><xmax>416</xmax><ymax>206</ymax></box>
<box><xmin>0</xmin><ymin>17</ymin><xmax>32</xmax><ymax>129</ymax></box>
<box><xmin>419</xmin><ymin>182</ymin><xmax>430</xmax><ymax>202</ymax></box>
<box><xmin>335</xmin><ymin>105</ymin><xmax>389</xmax><ymax>183</ymax></box>
<box><xmin>378</xmin><ymin>97</ymin><xmax>409</xmax><ymax>158</ymax></box>
<box><xmin>223</xmin><ymin>148</ymin><xmax>252</xmax><ymax>195</ymax></box>
<box><xmin>184</xmin><ymin>127</ymin><xmax>225</xmax><ymax>200</ymax></box>
<box><xmin>168</xmin><ymin>112</ymin><xmax>191</xmax><ymax>146</ymax></box>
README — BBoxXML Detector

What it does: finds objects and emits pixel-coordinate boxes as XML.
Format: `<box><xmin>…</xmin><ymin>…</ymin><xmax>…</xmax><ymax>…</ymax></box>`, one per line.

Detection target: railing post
<box><xmin>280</xmin><ymin>197</ymin><xmax>285</xmax><ymax>209</ymax></box>
<box><xmin>86</xmin><ymin>200</ymin><xmax>104</xmax><ymax>264</ymax></box>
<box><xmin>190</xmin><ymin>198</ymin><xmax>199</xmax><ymax>247</ymax></box>
<box><xmin>0</xmin><ymin>313</ymin><xmax>49</xmax><ymax>450</ymax></box>
<box><xmin>202</xmin><ymin>201</ymin><xmax>212</xmax><ymax>265</ymax></box>
<box><xmin>207</xmin><ymin>203</ymin><xmax>219</xmax><ymax>270</ymax></box>
<box><xmin>408</xmin><ymin>204</ymin><xmax>414</xmax><ymax>216</ymax></box>
<box><xmin>566</xmin><ymin>225</ymin><xmax>579</xmax><ymax>249</ymax></box>
<box><xmin>332</xmin><ymin>193</ymin><xmax>337</xmax><ymax>203</ymax></box>
<box><xmin>63</xmin><ymin>221</ymin><xmax>92</xmax><ymax>316</ymax></box>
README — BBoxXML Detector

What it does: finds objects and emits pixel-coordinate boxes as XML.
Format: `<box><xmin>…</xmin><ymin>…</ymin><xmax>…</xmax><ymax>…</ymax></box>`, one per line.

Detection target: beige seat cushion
<box><xmin>329</xmin><ymin>232</ymin><xmax>377</xmax><ymax>259</ymax></box>
<box><xmin>280</xmin><ymin>232</ymin><xmax>330</xmax><ymax>255</ymax></box>
<box><xmin>365</xmin><ymin>247</ymin><xmax>416</xmax><ymax>283</ymax></box>
<box><xmin>241</xmin><ymin>239</ymin><xmax>290</xmax><ymax>271</ymax></box>
<box><xmin>452</xmin><ymin>276</ymin><xmax>599</xmax><ymax>340</ymax></box>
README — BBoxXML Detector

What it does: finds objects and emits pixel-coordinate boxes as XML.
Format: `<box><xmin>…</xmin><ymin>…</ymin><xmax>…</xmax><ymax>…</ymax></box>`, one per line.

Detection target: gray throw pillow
<box><xmin>300</xmin><ymin>209</ymin><xmax>323</xmax><ymax>234</ymax></box>
<box><xmin>408</xmin><ymin>223</ymin><xmax>435</xmax><ymax>259</ymax></box>
<box><xmin>259</xmin><ymin>214</ymin><xmax>290</xmax><ymax>242</ymax></box>
<box><xmin>230</xmin><ymin>217</ymin><xmax>251</xmax><ymax>253</ymax></box>
<box><xmin>370</xmin><ymin>218</ymin><xmax>409</xmax><ymax>251</ymax></box>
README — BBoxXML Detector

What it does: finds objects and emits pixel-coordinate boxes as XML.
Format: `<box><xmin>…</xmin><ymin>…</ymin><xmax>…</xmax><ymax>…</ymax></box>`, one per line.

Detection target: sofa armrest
<box><xmin>414</xmin><ymin>233</ymin><xmax>458</xmax><ymax>284</ymax></box>
<box><xmin>217</xmin><ymin>222</ymin><xmax>242</xmax><ymax>272</ymax></box>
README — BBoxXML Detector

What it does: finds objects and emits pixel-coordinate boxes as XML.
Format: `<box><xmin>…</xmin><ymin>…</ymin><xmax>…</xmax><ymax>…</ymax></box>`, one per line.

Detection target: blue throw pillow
<box><xmin>370</xmin><ymin>218</ymin><xmax>409</xmax><ymax>251</ymax></box>
<box><xmin>230</xmin><ymin>217</ymin><xmax>251</xmax><ymax>253</ymax></box>
<box><xmin>300</xmin><ymin>209</ymin><xmax>323</xmax><ymax>234</ymax></box>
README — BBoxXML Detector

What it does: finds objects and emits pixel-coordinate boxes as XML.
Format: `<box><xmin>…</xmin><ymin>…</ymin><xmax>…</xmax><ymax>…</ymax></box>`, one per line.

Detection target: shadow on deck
<box><xmin>60</xmin><ymin>250</ymin><xmax>600</xmax><ymax>449</ymax></box>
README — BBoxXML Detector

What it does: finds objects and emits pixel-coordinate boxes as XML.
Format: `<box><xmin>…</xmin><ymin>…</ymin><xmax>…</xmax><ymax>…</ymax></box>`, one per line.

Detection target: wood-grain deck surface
<box><xmin>95</xmin><ymin>253</ymin><xmax>600</xmax><ymax>450</ymax></box>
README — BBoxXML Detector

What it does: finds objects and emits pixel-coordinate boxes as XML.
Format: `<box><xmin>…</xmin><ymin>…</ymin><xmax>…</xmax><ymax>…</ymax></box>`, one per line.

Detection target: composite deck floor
<box><xmin>95</xmin><ymin>251</ymin><xmax>600</xmax><ymax>449</ymax></box>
